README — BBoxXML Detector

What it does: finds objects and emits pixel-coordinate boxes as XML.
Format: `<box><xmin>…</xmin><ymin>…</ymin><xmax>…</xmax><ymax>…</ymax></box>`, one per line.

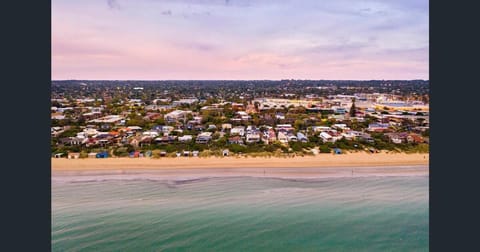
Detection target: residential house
<box><xmin>276</xmin><ymin>112</ymin><xmax>286</xmax><ymax>120</ymax></box>
<box><xmin>143</xmin><ymin>112</ymin><xmax>162</xmax><ymax>121</ymax></box>
<box><xmin>178</xmin><ymin>135</ymin><xmax>193</xmax><ymax>142</ymax></box>
<box><xmin>341</xmin><ymin>130</ymin><xmax>362</xmax><ymax>141</ymax></box>
<box><xmin>126</xmin><ymin>126</ymin><xmax>142</xmax><ymax>132</ymax></box>
<box><xmin>368</xmin><ymin>123</ymin><xmax>390</xmax><ymax>132</ymax></box>
<box><xmin>88</xmin><ymin>115</ymin><xmax>124</xmax><ymax>125</ymax></box>
<box><xmin>320</xmin><ymin>132</ymin><xmax>334</xmax><ymax>143</ymax></box>
<box><xmin>51</xmin><ymin>127</ymin><xmax>64</xmax><ymax>137</ymax></box>
<box><xmin>172</xmin><ymin>98</ymin><xmax>198</xmax><ymax>106</ymax></box>
<box><xmin>161</xmin><ymin>126</ymin><xmax>174</xmax><ymax>135</ymax></box>
<box><xmin>407</xmin><ymin>133</ymin><xmax>424</xmax><ymax>144</ymax></box>
<box><xmin>245</xmin><ymin>102</ymin><xmax>257</xmax><ymax>114</ymax></box>
<box><xmin>246</xmin><ymin>131</ymin><xmax>261</xmax><ymax>143</ymax></box>
<box><xmin>235</xmin><ymin>111</ymin><xmax>251</xmax><ymax>121</ymax></box>
<box><xmin>358</xmin><ymin>133</ymin><xmax>375</xmax><ymax>143</ymax></box>
<box><xmin>142</xmin><ymin>131</ymin><xmax>160</xmax><ymax>138</ymax></box>
<box><xmin>139</xmin><ymin>136</ymin><xmax>153</xmax><ymax>147</ymax></box>
<box><xmin>385</xmin><ymin>132</ymin><xmax>408</xmax><ymax>144</ymax></box>
<box><xmin>262</xmin><ymin>129</ymin><xmax>277</xmax><ymax>144</ymax></box>
<box><xmin>297</xmin><ymin>132</ymin><xmax>308</xmax><ymax>142</ymax></box>
<box><xmin>232</xmin><ymin>102</ymin><xmax>244</xmax><ymax>111</ymax></box>
<box><xmin>277</xmin><ymin>132</ymin><xmax>288</xmax><ymax>144</ymax></box>
<box><xmin>231</xmin><ymin>126</ymin><xmax>246</xmax><ymax>136</ymax></box>
<box><xmin>194</xmin><ymin>125</ymin><xmax>206</xmax><ymax>131</ymax></box>
<box><xmin>58</xmin><ymin>137</ymin><xmax>84</xmax><ymax>146</ymax></box>
<box><xmin>332</xmin><ymin>124</ymin><xmax>350</xmax><ymax>131</ymax></box>
<box><xmin>221</xmin><ymin>123</ymin><xmax>232</xmax><ymax>131</ymax></box>
<box><xmin>275</xmin><ymin>124</ymin><xmax>295</xmax><ymax>133</ymax></box>
<box><xmin>165</xmin><ymin>110</ymin><xmax>191</xmax><ymax>123</ymax></box>
<box><xmin>196</xmin><ymin>132</ymin><xmax>213</xmax><ymax>144</ymax></box>
<box><xmin>154</xmin><ymin>136</ymin><xmax>177</xmax><ymax>144</ymax></box>
<box><xmin>287</xmin><ymin>133</ymin><xmax>298</xmax><ymax>142</ymax></box>
<box><xmin>312</xmin><ymin>126</ymin><xmax>331</xmax><ymax>133</ymax></box>
<box><xmin>228</xmin><ymin>136</ymin><xmax>244</xmax><ymax>144</ymax></box>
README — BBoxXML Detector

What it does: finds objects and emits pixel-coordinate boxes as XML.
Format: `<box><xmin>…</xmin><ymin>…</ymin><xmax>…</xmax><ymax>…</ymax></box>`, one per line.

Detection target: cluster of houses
<box><xmin>52</xmin><ymin>92</ymin><xmax>429</xmax><ymax>158</ymax></box>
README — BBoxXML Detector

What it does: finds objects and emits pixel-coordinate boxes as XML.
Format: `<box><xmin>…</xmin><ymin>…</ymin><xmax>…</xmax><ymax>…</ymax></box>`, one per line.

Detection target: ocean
<box><xmin>52</xmin><ymin>172</ymin><xmax>429</xmax><ymax>251</ymax></box>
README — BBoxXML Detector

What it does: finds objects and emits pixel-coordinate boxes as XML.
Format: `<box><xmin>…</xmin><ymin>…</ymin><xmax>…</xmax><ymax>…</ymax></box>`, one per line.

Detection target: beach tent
<box><xmin>334</xmin><ymin>148</ymin><xmax>342</xmax><ymax>154</ymax></box>
<box><xmin>96</xmin><ymin>152</ymin><xmax>108</xmax><ymax>158</ymax></box>
<box><xmin>129</xmin><ymin>151</ymin><xmax>140</xmax><ymax>158</ymax></box>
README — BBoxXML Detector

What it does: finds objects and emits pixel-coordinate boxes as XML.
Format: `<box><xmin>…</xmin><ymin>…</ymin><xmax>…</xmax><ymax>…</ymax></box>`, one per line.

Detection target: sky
<box><xmin>52</xmin><ymin>0</ymin><xmax>429</xmax><ymax>80</ymax></box>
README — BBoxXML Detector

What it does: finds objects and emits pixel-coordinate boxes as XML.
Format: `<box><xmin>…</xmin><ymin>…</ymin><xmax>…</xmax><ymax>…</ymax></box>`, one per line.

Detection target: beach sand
<box><xmin>52</xmin><ymin>152</ymin><xmax>429</xmax><ymax>174</ymax></box>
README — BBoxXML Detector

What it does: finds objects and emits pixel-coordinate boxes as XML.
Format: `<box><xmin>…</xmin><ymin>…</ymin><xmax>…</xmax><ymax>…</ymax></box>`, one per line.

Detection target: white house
<box><xmin>142</xmin><ymin>131</ymin><xmax>160</xmax><ymax>138</ymax></box>
<box><xmin>312</xmin><ymin>126</ymin><xmax>331</xmax><ymax>133</ymax></box>
<box><xmin>231</xmin><ymin>126</ymin><xmax>245</xmax><ymax>136</ymax></box>
<box><xmin>278</xmin><ymin>132</ymin><xmax>288</xmax><ymax>144</ymax></box>
<box><xmin>196</xmin><ymin>132</ymin><xmax>213</xmax><ymax>144</ymax></box>
<box><xmin>165</xmin><ymin>110</ymin><xmax>191</xmax><ymax>123</ymax></box>
<box><xmin>246</xmin><ymin>132</ymin><xmax>261</xmax><ymax>143</ymax></box>
<box><xmin>178</xmin><ymin>135</ymin><xmax>193</xmax><ymax>142</ymax></box>
<box><xmin>332</xmin><ymin>124</ymin><xmax>350</xmax><ymax>130</ymax></box>
<box><xmin>320</xmin><ymin>132</ymin><xmax>335</xmax><ymax>143</ymax></box>
<box><xmin>221</xmin><ymin>123</ymin><xmax>232</xmax><ymax>130</ymax></box>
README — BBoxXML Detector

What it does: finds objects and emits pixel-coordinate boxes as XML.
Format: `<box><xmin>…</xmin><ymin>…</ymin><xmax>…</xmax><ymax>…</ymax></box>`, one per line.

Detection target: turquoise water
<box><xmin>52</xmin><ymin>175</ymin><xmax>429</xmax><ymax>251</ymax></box>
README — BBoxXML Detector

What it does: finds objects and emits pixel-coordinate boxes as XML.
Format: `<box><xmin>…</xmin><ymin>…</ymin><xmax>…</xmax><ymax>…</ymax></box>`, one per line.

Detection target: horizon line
<box><xmin>52</xmin><ymin>79</ymin><xmax>429</xmax><ymax>82</ymax></box>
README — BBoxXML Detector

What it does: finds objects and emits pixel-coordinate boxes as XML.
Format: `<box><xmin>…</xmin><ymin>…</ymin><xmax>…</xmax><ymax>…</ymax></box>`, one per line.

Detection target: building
<box><xmin>367</xmin><ymin>123</ymin><xmax>390</xmax><ymax>132</ymax></box>
<box><xmin>165</xmin><ymin>110</ymin><xmax>192</xmax><ymax>123</ymax></box>
<box><xmin>246</xmin><ymin>132</ymin><xmax>261</xmax><ymax>143</ymax></box>
<box><xmin>312</xmin><ymin>126</ymin><xmax>331</xmax><ymax>133</ymax></box>
<box><xmin>222</xmin><ymin>123</ymin><xmax>232</xmax><ymax>130</ymax></box>
<box><xmin>228</xmin><ymin>136</ymin><xmax>244</xmax><ymax>144</ymax></box>
<box><xmin>278</xmin><ymin>132</ymin><xmax>288</xmax><ymax>144</ymax></box>
<box><xmin>231</xmin><ymin>126</ymin><xmax>246</xmax><ymax>136</ymax></box>
<box><xmin>262</xmin><ymin>129</ymin><xmax>277</xmax><ymax>144</ymax></box>
<box><xmin>172</xmin><ymin>98</ymin><xmax>198</xmax><ymax>106</ymax></box>
<box><xmin>88</xmin><ymin>115</ymin><xmax>124</xmax><ymax>124</ymax></box>
<box><xmin>178</xmin><ymin>135</ymin><xmax>193</xmax><ymax>142</ymax></box>
<box><xmin>320</xmin><ymin>132</ymin><xmax>334</xmax><ymax>143</ymax></box>
<box><xmin>196</xmin><ymin>132</ymin><xmax>213</xmax><ymax>144</ymax></box>
<box><xmin>297</xmin><ymin>132</ymin><xmax>308</xmax><ymax>142</ymax></box>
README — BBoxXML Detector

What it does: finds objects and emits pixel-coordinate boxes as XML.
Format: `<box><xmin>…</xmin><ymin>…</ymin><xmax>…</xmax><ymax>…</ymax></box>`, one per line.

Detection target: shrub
<box><xmin>113</xmin><ymin>147</ymin><xmax>129</xmax><ymax>157</ymax></box>
<box><xmin>319</xmin><ymin>145</ymin><xmax>331</xmax><ymax>153</ymax></box>
<box><xmin>151</xmin><ymin>150</ymin><xmax>162</xmax><ymax>158</ymax></box>
<box><xmin>228</xmin><ymin>144</ymin><xmax>247</xmax><ymax>153</ymax></box>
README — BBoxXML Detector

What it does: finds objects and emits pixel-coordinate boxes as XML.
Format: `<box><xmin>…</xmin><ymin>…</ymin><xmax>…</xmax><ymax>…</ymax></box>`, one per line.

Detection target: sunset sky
<box><xmin>52</xmin><ymin>0</ymin><xmax>428</xmax><ymax>80</ymax></box>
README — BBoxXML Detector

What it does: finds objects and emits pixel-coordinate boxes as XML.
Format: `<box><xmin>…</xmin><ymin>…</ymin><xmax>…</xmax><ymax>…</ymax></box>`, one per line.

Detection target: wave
<box><xmin>52</xmin><ymin>172</ymin><xmax>428</xmax><ymax>185</ymax></box>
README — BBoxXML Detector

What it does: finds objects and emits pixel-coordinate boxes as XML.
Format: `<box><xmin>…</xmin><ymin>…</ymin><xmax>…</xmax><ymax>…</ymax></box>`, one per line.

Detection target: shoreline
<box><xmin>52</xmin><ymin>166</ymin><xmax>428</xmax><ymax>181</ymax></box>
<box><xmin>52</xmin><ymin>153</ymin><xmax>429</xmax><ymax>178</ymax></box>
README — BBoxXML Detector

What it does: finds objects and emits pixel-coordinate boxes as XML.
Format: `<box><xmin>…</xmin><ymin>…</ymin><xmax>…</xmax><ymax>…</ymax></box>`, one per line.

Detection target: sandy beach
<box><xmin>52</xmin><ymin>152</ymin><xmax>429</xmax><ymax>174</ymax></box>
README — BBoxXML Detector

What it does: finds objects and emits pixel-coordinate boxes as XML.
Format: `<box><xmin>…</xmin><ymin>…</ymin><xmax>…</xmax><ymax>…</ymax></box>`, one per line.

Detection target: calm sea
<box><xmin>52</xmin><ymin>173</ymin><xmax>429</xmax><ymax>251</ymax></box>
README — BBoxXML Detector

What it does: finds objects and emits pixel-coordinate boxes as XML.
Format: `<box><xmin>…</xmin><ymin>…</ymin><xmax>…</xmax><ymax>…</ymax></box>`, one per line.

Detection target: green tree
<box><xmin>294</xmin><ymin>119</ymin><xmax>305</xmax><ymax>131</ymax></box>
<box><xmin>349</xmin><ymin>98</ymin><xmax>356</xmax><ymax>116</ymax></box>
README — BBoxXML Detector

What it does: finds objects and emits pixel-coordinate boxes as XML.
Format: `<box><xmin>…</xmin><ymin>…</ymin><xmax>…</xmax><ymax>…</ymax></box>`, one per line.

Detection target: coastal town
<box><xmin>51</xmin><ymin>80</ymin><xmax>429</xmax><ymax>159</ymax></box>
